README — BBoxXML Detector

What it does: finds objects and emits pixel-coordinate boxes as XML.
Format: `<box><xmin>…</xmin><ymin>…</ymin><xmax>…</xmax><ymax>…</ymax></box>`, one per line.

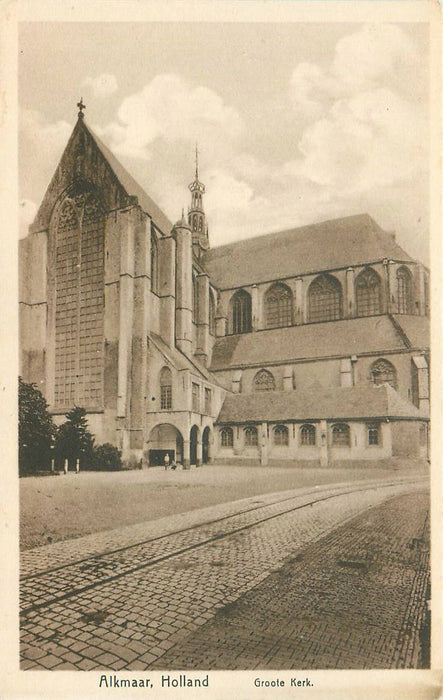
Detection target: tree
<box><xmin>19</xmin><ymin>377</ymin><xmax>55</xmax><ymax>475</ymax></box>
<box><xmin>55</xmin><ymin>406</ymin><xmax>94</xmax><ymax>469</ymax></box>
<box><xmin>93</xmin><ymin>443</ymin><xmax>123</xmax><ymax>471</ymax></box>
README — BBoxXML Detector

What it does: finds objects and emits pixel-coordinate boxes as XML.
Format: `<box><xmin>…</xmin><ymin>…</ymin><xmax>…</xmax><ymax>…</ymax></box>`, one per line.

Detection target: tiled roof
<box><xmin>90</xmin><ymin>125</ymin><xmax>173</xmax><ymax>235</ymax></box>
<box><xmin>202</xmin><ymin>214</ymin><xmax>413</xmax><ymax>289</ymax></box>
<box><xmin>209</xmin><ymin>316</ymin><xmax>416</xmax><ymax>370</ymax></box>
<box><xmin>149</xmin><ymin>333</ymin><xmax>217</xmax><ymax>383</ymax></box>
<box><xmin>392</xmin><ymin>315</ymin><xmax>430</xmax><ymax>349</ymax></box>
<box><xmin>216</xmin><ymin>384</ymin><xmax>422</xmax><ymax>423</ymax></box>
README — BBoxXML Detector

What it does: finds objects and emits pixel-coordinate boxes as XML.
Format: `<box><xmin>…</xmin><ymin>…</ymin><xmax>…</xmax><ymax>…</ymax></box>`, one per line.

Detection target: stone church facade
<box><xmin>19</xmin><ymin>109</ymin><xmax>430</xmax><ymax>468</ymax></box>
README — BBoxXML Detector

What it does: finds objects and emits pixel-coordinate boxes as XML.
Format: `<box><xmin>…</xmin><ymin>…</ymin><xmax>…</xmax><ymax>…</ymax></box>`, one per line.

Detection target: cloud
<box><xmin>97</xmin><ymin>74</ymin><xmax>244</xmax><ymax>159</ymax></box>
<box><xmin>19</xmin><ymin>199</ymin><xmax>37</xmax><ymax>238</ymax></box>
<box><xmin>287</xmin><ymin>25</ymin><xmax>427</xmax><ymax>199</ymax></box>
<box><xmin>82</xmin><ymin>73</ymin><xmax>118</xmax><ymax>98</ymax></box>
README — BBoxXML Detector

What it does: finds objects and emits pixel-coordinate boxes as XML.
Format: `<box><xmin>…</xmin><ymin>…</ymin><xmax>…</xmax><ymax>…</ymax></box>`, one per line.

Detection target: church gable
<box><xmin>30</xmin><ymin>116</ymin><xmax>135</xmax><ymax>234</ymax></box>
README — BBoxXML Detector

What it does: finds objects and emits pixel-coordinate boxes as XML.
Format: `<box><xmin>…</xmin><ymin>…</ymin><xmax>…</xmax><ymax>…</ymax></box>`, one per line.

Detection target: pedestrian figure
<box><xmin>171</xmin><ymin>460</ymin><xmax>177</xmax><ymax>471</ymax></box>
<box><xmin>164</xmin><ymin>453</ymin><xmax>170</xmax><ymax>471</ymax></box>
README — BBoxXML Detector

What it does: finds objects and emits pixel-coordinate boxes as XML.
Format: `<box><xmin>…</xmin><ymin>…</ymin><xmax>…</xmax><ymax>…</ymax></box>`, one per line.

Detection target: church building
<box><xmin>19</xmin><ymin>105</ymin><xmax>430</xmax><ymax>468</ymax></box>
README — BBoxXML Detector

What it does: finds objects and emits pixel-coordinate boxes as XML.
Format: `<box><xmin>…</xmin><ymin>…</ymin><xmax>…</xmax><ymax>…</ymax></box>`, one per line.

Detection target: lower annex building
<box><xmin>19</xmin><ymin>107</ymin><xmax>430</xmax><ymax>468</ymax></box>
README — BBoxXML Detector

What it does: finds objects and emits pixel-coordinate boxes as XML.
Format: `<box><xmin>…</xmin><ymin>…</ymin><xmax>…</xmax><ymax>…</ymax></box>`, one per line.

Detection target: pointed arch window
<box><xmin>230</xmin><ymin>289</ymin><xmax>252</xmax><ymax>334</ymax></box>
<box><xmin>370</xmin><ymin>358</ymin><xmax>397</xmax><ymax>390</ymax></box>
<box><xmin>220</xmin><ymin>427</ymin><xmax>233</xmax><ymax>448</ymax></box>
<box><xmin>151</xmin><ymin>232</ymin><xmax>159</xmax><ymax>294</ymax></box>
<box><xmin>209</xmin><ymin>292</ymin><xmax>216</xmax><ymax>336</ymax></box>
<box><xmin>397</xmin><ymin>266</ymin><xmax>413</xmax><ymax>314</ymax></box>
<box><xmin>160</xmin><ymin>366</ymin><xmax>172</xmax><ymax>410</ymax></box>
<box><xmin>192</xmin><ymin>274</ymin><xmax>198</xmax><ymax>323</ymax></box>
<box><xmin>253</xmin><ymin>369</ymin><xmax>275</xmax><ymax>392</ymax></box>
<box><xmin>274</xmin><ymin>425</ymin><xmax>289</xmax><ymax>446</ymax></box>
<box><xmin>331</xmin><ymin>423</ymin><xmax>350</xmax><ymax>447</ymax></box>
<box><xmin>367</xmin><ymin>423</ymin><xmax>380</xmax><ymax>446</ymax></box>
<box><xmin>265</xmin><ymin>283</ymin><xmax>293</xmax><ymax>328</ymax></box>
<box><xmin>356</xmin><ymin>268</ymin><xmax>382</xmax><ymax>316</ymax></box>
<box><xmin>300</xmin><ymin>424</ymin><xmax>316</xmax><ymax>446</ymax></box>
<box><xmin>244</xmin><ymin>426</ymin><xmax>258</xmax><ymax>447</ymax></box>
<box><xmin>308</xmin><ymin>274</ymin><xmax>342</xmax><ymax>322</ymax></box>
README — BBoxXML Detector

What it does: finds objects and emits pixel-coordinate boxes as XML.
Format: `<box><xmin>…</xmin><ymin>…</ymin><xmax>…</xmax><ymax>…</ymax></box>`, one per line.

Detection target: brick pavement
<box><xmin>20</xmin><ymin>477</ymin><xmax>427</xmax><ymax>670</ymax></box>
<box><xmin>153</xmin><ymin>491</ymin><xmax>430</xmax><ymax>670</ymax></box>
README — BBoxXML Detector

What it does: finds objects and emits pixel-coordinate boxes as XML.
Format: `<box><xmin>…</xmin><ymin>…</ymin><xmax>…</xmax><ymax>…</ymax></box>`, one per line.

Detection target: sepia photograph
<box><xmin>1</xmin><ymin>1</ymin><xmax>440</xmax><ymax>698</ymax></box>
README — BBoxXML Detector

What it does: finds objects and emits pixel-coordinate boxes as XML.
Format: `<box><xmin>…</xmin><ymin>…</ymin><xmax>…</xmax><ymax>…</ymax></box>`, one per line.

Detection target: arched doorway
<box><xmin>190</xmin><ymin>425</ymin><xmax>199</xmax><ymax>466</ymax></box>
<box><xmin>148</xmin><ymin>424</ymin><xmax>183</xmax><ymax>466</ymax></box>
<box><xmin>202</xmin><ymin>426</ymin><xmax>211</xmax><ymax>464</ymax></box>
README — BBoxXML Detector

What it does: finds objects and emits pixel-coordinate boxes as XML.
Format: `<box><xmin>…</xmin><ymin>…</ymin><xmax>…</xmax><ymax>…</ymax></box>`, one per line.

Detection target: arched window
<box><xmin>397</xmin><ymin>266</ymin><xmax>413</xmax><ymax>314</ymax></box>
<box><xmin>192</xmin><ymin>214</ymin><xmax>197</xmax><ymax>232</ymax></box>
<box><xmin>274</xmin><ymin>425</ymin><xmax>289</xmax><ymax>446</ymax></box>
<box><xmin>230</xmin><ymin>289</ymin><xmax>252</xmax><ymax>334</ymax></box>
<box><xmin>300</xmin><ymin>424</ymin><xmax>316</xmax><ymax>446</ymax></box>
<box><xmin>244</xmin><ymin>426</ymin><xmax>258</xmax><ymax>447</ymax></box>
<box><xmin>370</xmin><ymin>358</ymin><xmax>397</xmax><ymax>390</ymax></box>
<box><xmin>264</xmin><ymin>283</ymin><xmax>293</xmax><ymax>328</ymax></box>
<box><xmin>253</xmin><ymin>369</ymin><xmax>275</xmax><ymax>392</ymax></box>
<box><xmin>367</xmin><ymin>423</ymin><xmax>380</xmax><ymax>446</ymax></box>
<box><xmin>160</xmin><ymin>366</ymin><xmax>172</xmax><ymax>410</ymax></box>
<box><xmin>356</xmin><ymin>268</ymin><xmax>382</xmax><ymax>316</ymax></box>
<box><xmin>220</xmin><ymin>427</ymin><xmax>233</xmax><ymax>448</ymax></box>
<box><xmin>308</xmin><ymin>274</ymin><xmax>342</xmax><ymax>322</ymax></box>
<box><xmin>209</xmin><ymin>292</ymin><xmax>216</xmax><ymax>336</ymax></box>
<box><xmin>331</xmin><ymin>423</ymin><xmax>350</xmax><ymax>447</ymax></box>
<box><xmin>151</xmin><ymin>232</ymin><xmax>159</xmax><ymax>294</ymax></box>
<box><xmin>192</xmin><ymin>274</ymin><xmax>198</xmax><ymax>323</ymax></box>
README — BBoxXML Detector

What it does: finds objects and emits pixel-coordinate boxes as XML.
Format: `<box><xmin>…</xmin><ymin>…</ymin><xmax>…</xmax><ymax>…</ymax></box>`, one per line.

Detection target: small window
<box><xmin>300</xmin><ymin>424</ymin><xmax>316</xmax><ymax>446</ymax></box>
<box><xmin>367</xmin><ymin>423</ymin><xmax>380</xmax><ymax>446</ymax></box>
<box><xmin>192</xmin><ymin>382</ymin><xmax>200</xmax><ymax>412</ymax></box>
<box><xmin>370</xmin><ymin>359</ymin><xmax>397</xmax><ymax>390</ymax></box>
<box><xmin>253</xmin><ymin>369</ymin><xmax>275</xmax><ymax>392</ymax></box>
<box><xmin>274</xmin><ymin>425</ymin><xmax>289</xmax><ymax>446</ymax></box>
<box><xmin>160</xmin><ymin>366</ymin><xmax>172</xmax><ymax>410</ymax></box>
<box><xmin>331</xmin><ymin>423</ymin><xmax>350</xmax><ymax>447</ymax></box>
<box><xmin>204</xmin><ymin>388</ymin><xmax>212</xmax><ymax>415</ymax></box>
<box><xmin>397</xmin><ymin>266</ymin><xmax>413</xmax><ymax>314</ymax></box>
<box><xmin>230</xmin><ymin>289</ymin><xmax>252</xmax><ymax>334</ymax></box>
<box><xmin>220</xmin><ymin>427</ymin><xmax>233</xmax><ymax>448</ymax></box>
<box><xmin>244</xmin><ymin>426</ymin><xmax>258</xmax><ymax>447</ymax></box>
<box><xmin>151</xmin><ymin>232</ymin><xmax>159</xmax><ymax>294</ymax></box>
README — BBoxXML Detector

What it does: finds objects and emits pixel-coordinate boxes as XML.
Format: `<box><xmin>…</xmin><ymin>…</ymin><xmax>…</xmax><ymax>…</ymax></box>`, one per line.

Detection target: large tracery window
<box><xmin>253</xmin><ymin>369</ymin><xmax>275</xmax><ymax>391</ymax></box>
<box><xmin>356</xmin><ymin>268</ymin><xmax>382</xmax><ymax>316</ymax></box>
<box><xmin>220</xmin><ymin>427</ymin><xmax>233</xmax><ymax>448</ymax></box>
<box><xmin>231</xmin><ymin>289</ymin><xmax>252</xmax><ymax>334</ymax></box>
<box><xmin>370</xmin><ymin>358</ymin><xmax>397</xmax><ymax>390</ymax></box>
<box><xmin>274</xmin><ymin>425</ymin><xmax>289</xmax><ymax>446</ymax></box>
<box><xmin>265</xmin><ymin>283</ymin><xmax>293</xmax><ymax>328</ymax></box>
<box><xmin>160</xmin><ymin>366</ymin><xmax>172</xmax><ymax>410</ymax></box>
<box><xmin>331</xmin><ymin>423</ymin><xmax>350</xmax><ymax>447</ymax></box>
<box><xmin>397</xmin><ymin>266</ymin><xmax>413</xmax><ymax>314</ymax></box>
<box><xmin>244</xmin><ymin>426</ymin><xmax>258</xmax><ymax>447</ymax></box>
<box><xmin>308</xmin><ymin>274</ymin><xmax>342</xmax><ymax>323</ymax></box>
<box><xmin>300</xmin><ymin>424</ymin><xmax>316</xmax><ymax>446</ymax></box>
<box><xmin>54</xmin><ymin>188</ymin><xmax>105</xmax><ymax>409</ymax></box>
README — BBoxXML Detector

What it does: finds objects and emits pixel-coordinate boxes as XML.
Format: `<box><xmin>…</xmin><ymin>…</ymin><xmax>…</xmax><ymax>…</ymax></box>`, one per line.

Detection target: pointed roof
<box><xmin>30</xmin><ymin>116</ymin><xmax>172</xmax><ymax>235</ymax></box>
<box><xmin>216</xmin><ymin>384</ymin><xmax>423</xmax><ymax>423</ymax></box>
<box><xmin>201</xmin><ymin>214</ymin><xmax>414</xmax><ymax>288</ymax></box>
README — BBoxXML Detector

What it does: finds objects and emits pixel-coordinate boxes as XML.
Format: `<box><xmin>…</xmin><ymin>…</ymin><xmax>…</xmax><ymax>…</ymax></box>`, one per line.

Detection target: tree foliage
<box><xmin>92</xmin><ymin>443</ymin><xmax>123</xmax><ymax>471</ymax></box>
<box><xmin>19</xmin><ymin>377</ymin><xmax>55</xmax><ymax>474</ymax></box>
<box><xmin>54</xmin><ymin>406</ymin><xmax>94</xmax><ymax>469</ymax></box>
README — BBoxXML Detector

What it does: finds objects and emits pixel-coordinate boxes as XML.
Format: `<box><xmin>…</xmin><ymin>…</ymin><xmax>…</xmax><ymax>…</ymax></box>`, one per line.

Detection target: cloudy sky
<box><xmin>19</xmin><ymin>21</ymin><xmax>430</xmax><ymax>263</ymax></box>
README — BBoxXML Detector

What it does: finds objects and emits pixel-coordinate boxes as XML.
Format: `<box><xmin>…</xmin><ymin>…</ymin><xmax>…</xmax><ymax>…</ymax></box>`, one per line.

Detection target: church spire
<box><xmin>188</xmin><ymin>144</ymin><xmax>209</xmax><ymax>257</ymax></box>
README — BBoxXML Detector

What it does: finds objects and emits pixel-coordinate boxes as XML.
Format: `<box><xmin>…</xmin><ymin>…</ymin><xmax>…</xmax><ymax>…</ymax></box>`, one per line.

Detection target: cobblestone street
<box><xmin>20</xmin><ymin>476</ymin><xmax>429</xmax><ymax>671</ymax></box>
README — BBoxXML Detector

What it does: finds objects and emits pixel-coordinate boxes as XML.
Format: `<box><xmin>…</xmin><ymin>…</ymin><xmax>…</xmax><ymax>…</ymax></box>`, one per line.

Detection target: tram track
<box><xmin>20</xmin><ymin>475</ymin><xmax>427</xmax><ymax>618</ymax></box>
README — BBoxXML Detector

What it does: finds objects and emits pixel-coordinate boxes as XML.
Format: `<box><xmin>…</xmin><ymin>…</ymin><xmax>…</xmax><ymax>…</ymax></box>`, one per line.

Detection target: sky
<box><xmin>19</xmin><ymin>21</ymin><xmax>430</xmax><ymax>264</ymax></box>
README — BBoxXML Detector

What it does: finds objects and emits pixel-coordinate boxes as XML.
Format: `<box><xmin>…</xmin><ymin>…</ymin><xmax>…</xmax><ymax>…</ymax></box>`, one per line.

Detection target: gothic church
<box><xmin>19</xmin><ymin>107</ymin><xmax>430</xmax><ymax>468</ymax></box>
